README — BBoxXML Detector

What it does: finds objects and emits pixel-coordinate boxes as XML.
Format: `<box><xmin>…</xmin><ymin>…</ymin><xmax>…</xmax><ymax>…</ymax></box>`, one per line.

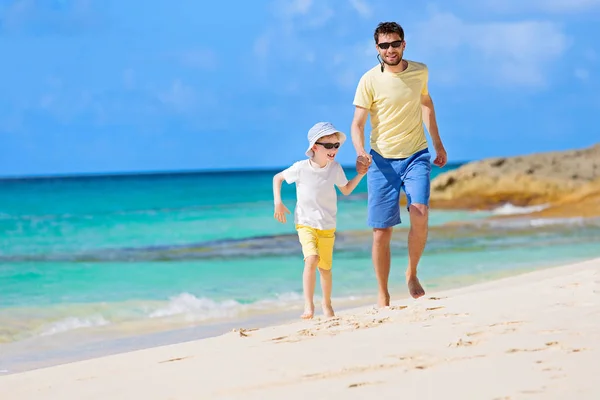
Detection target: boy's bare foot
<box><xmin>407</xmin><ymin>276</ymin><xmax>425</xmax><ymax>299</ymax></box>
<box><xmin>322</xmin><ymin>303</ymin><xmax>335</xmax><ymax>318</ymax></box>
<box><xmin>378</xmin><ymin>292</ymin><xmax>390</xmax><ymax>308</ymax></box>
<box><xmin>301</xmin><ymin>303</ymin><xmax>314</xmax><ymax>319</ymax></box>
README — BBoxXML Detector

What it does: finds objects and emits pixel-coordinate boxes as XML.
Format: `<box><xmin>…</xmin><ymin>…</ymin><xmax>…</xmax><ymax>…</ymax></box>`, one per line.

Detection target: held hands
<box><xmin>356</xmin><ymin>151</ymin><xmax>372</xmax><ymax>175</ymax></box>
<box><xmin>274</xmin><ymin>202</ymin><xmax>291</xmax><ymax>223</ymax></box>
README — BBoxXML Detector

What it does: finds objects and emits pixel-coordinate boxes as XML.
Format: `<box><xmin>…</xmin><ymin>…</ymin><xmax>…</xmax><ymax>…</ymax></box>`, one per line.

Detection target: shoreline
<box><xmin>1</xmin><ymin>256</ymin><xmax>586</xmax><ymax>375</ymax></box>
<box><xmin>1</xmin><ymin>257</ymin><xmax>599</xmax><ymax>399</ymax></box>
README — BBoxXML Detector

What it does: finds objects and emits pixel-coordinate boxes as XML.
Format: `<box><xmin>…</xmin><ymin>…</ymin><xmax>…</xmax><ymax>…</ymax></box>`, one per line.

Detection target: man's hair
<box><xmin>374</xmin><ymin>22</ymin><xmax>404</xmax><ymax>43</ymax></box>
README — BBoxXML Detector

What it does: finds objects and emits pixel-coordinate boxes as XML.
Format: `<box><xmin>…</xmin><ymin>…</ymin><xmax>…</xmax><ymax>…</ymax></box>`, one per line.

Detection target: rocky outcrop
<box><xmin>430</xmin><ymin>143</ymin><xmax>600</xmax><ymax>211</ymax></box>
<box><xmin>525</xmin><ymin>178</ymin><xmax>600</xmax><ymax>219</ymax></box>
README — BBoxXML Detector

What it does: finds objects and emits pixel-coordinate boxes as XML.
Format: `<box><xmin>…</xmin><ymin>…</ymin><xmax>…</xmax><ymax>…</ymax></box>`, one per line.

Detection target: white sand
<box><xmin>1</xmin><ymin>258</ymin><xmax>599</xmax><ymax>399</ymax></box>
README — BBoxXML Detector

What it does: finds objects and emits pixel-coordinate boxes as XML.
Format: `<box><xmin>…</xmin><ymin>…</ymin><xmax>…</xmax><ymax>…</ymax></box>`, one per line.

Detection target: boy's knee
<box><xmin>318</xmin><ymin>267</ymin><xmax>331</xmax><ymax>276</ymax></box>
<box><xmin>305</xmin><ymin>255</ymin><xmax>319</xmax><ymax>267</ymax></box>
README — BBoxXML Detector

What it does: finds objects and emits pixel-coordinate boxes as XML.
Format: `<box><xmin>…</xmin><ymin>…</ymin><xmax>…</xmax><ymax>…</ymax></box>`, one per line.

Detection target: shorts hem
<box><xmin>367</xmin><ymin>218</ymin><xmax>401</xmax><ymax>229</ymax></box>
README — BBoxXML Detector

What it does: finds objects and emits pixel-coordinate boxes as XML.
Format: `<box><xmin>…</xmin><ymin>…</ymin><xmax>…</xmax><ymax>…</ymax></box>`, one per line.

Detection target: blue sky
<box><xmin>1</xmin><ymin>0</ymin><xmax>599</xmax><ymax>177</ymax></box>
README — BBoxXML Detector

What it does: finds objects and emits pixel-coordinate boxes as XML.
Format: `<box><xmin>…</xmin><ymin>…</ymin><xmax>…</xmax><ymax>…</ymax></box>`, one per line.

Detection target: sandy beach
<box><xmin>1</xmin><ymin>257</ymin><xmax>598</xmax><ymax>399</ymax></box>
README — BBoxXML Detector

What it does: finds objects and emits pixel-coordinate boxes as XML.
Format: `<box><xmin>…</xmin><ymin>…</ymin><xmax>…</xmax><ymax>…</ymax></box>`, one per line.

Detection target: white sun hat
<box><xmin>305</xmin><ymin>122</ymin><xmax>347</xmax><ymax>157</ymax></box>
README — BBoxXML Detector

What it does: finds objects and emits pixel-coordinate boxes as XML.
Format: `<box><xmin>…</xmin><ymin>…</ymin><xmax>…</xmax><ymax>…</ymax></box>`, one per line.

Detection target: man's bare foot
<box><xmin>301</xmin><ymin>303</ymin><xmax>314</xmax><ymax>319</ymax></box>
<box><xmin>407</xmin><ymin>276</ymin><xmax>425</xmax><ymax>299</ymax></box>
<box><xmin>322</xmin><ymin>303</ymin><xmax>335</xmax><ymax>318</ymax></box>
<box><xmin>377</xmin><ymin>292</ymin><xmax>390</xmax><ymax>308</ymax></box>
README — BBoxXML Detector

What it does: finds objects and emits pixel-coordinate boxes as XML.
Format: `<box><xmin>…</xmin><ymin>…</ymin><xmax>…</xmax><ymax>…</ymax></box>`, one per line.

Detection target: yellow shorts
<box><xmin>296</xmin><ymin>225</ymin><xmax>336</xmax><ymax>270</ymax></box>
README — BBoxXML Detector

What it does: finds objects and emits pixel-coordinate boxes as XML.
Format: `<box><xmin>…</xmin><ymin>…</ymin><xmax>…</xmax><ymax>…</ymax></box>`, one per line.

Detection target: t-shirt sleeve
<box><xmin>421</xmin><ymin>66</ymin><xmax>429</xmax><ymax>95</ymax></box>
<box><xmin>353</xmin><ymin>73</ymin><xmax>373</xmax><ymax>110</ymax></box>
<box><xmin>282</xmin><ymin>162</ymin><xmax>300</xmax><ymax>184</ymax></box>
<box><xmin>335</xmin><ymin>163</ymin><xmax>349</xmax><ymax>187</ymax></box>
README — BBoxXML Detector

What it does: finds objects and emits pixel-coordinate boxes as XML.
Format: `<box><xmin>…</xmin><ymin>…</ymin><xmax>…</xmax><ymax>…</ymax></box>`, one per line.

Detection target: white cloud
<box><xmin>276</xmin><ymin>0</ymin><xmax>313</xmax><ymax>17</ymax></box>
<box><xmin>123</xmin><ymin>68</ymin><xmax>135</xmax><ymax>90</ymax></box>
<box><xmin>0</xmin><ymin>0</ymin><xmax>104</xmax><ymax>35</ymax></box>
<box><xmin>584</xmin><ymin>49</ymin><xmax>598</xmax><ymax>62</ymax></box>
<box><xmin>348</xmin><ymin>0</ymin><xmax>372</xmax><ymax>18</ymax></box>
<box><xmin>412</xmin><ymin>11</ymin><xmax>570</xmax><ymax>87</ymax></box>
<box><xmin>158</xmin><ymin>80</ymin><xmax>196</xmax><ymax>113</ymax></box>
<box><xmin>253</xmin><ymin>0</ymin><xmax>337</xmax><ymax>79</ymax></box>
<box><xmin>574</xmin><ymin>68</ymin><xmax>590</xmax><ymax>81</ymax></box>
<box><xmin>479</xmin><ymin>0</ymin><xmax>600</xmax><ymax>13</ymax></box>
<box><xmin>253</xmin><ymin>34</ymin><xmax>270</xmax><ymax>60</ymax></box>
<box><xmin>177</xmin><ymin>49</ymin><xmax>218</xmax><ymax>70</ymax></box>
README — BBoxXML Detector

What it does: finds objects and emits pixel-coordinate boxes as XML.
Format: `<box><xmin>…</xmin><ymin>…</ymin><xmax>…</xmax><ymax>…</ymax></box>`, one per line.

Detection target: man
<box><xmin>351</xmin><ymin>21</ymin><xmax>447</xmax><ymax>307</ymax></box>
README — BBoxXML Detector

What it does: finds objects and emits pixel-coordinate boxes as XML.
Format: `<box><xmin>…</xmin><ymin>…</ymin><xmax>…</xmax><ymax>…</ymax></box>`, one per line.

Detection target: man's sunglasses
<box><xmin>378</xmin><ymin>40</ymin><xmax>403</xmax><ymax>50</ymax></box>
<box><xmin>316</xmin><ymin>142</ymin><xmax>341</xmax><ymax>149</ymax></box>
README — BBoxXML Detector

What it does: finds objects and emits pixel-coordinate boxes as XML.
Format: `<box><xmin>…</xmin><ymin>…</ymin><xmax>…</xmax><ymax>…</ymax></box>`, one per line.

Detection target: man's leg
<box><xmin>367</xmin><ymin>150</ymin><xmax>402</xmax><ymax>307</ymax></box>
<box><xmin>373</xmin><ymin>227</ymin><xmax>393</xmax><ymax>307</ymax></box>
<box><xmin>406</xmin><ymin>204</ymin><xmax>428</xmax><ymax>298</ymax></box>
<box><xmin>402</xmin><ymin>149</ymin><xmax>432</xmax><ymax>299</ymax></box>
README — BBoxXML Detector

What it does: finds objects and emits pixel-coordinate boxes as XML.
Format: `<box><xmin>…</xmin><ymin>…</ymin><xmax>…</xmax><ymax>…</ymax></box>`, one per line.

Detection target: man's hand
<box><xmin>274</xmin><ymin>202</ymin><xmax>291</xmax><ymax>223</ymax></box>
<box><xmin>433</xmin><ymin>145</ymin><xmax>447</xmax><ymax>167</ymax></box>
<box><xmin>356</xmin><ymin>154</ymin><xmax>371</xmax><ymax>175</ymax></box>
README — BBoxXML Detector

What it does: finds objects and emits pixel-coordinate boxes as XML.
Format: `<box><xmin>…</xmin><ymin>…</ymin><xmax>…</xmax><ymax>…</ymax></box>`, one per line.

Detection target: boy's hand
<box><xmin>356</xmin><ymin>155</ymin><xmax>371</xmax><ymax>175</ymax></box>
<box><xmin>274</xmin><ymin>202</ymin><xmax>291</xmax><ymax>223</ymax></box>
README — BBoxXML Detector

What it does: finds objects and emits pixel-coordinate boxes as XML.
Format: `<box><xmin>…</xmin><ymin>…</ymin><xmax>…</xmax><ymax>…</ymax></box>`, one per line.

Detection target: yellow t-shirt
<box><xmin>353</xmin><ymin>60</ymin><xmax>429</xmax><ymax>159</ymax></box>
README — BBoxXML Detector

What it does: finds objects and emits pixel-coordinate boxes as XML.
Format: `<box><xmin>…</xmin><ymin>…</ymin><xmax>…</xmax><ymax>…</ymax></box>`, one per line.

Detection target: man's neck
<box><xmin>384</xmin><ymin>59</ymin><xmax>408</xmax><ymax>74</ymax></box>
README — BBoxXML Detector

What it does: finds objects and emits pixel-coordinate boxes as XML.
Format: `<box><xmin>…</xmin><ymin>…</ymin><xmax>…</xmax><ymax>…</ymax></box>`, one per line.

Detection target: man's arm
<box><xmin>351</xmin><ymin>106</ymin><xmax>370</xmax><ymax>158</ymax></box>
<box><xmin>421</xmin><ymin>93</ymin><xmax>447</xmax><ymax>167</ymax></box>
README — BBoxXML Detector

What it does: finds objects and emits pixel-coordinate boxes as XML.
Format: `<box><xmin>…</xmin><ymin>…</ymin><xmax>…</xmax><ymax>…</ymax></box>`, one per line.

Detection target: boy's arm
<box><xmin>273</xmin><ymin>172</ymin><xmax>291</xmax><ymax>223</ymax></box>
<box><xmin>338</xmin><ymin>172</ymin><xmax>366</xmax><ymax>196</ymax></box>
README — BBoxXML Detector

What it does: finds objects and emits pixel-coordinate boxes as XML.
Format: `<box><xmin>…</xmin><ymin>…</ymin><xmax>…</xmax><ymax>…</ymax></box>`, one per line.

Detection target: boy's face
<box><xmin>313</xmin><ymin>134</ymin><xmax>340</xmax><ymax>162</ymax></box>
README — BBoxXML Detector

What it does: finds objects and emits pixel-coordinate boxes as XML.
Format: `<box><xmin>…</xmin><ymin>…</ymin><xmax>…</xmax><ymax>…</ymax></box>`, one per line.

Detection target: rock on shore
<box><xmin>430</xmin><ymin>143</ymin><xmax>600</xmax><ymax>212</ymax></box>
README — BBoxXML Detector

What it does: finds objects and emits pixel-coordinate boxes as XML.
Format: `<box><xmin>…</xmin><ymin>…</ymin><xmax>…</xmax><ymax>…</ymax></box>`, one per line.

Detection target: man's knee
<box><xmin>409</xmin><ymin>204</ymin><xmax>428</xmax><ymax>228</ymax></box>
<box><xmin>373</xmin><ymin>227</ymin><xmax>393</xmax><ymax>244</ymax></box>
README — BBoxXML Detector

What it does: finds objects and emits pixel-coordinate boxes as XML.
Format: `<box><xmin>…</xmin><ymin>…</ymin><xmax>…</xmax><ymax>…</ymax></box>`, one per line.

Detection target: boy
<box><xmin>272</xmin><ymin>122</ymin><xmax>370</xmax><ymax>319</ymax></box>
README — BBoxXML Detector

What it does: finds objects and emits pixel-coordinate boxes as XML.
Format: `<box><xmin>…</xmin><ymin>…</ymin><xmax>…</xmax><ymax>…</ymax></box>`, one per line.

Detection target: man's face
<box><xmin>376</xmin><ymin>33</ymin><xmax>405</xmax><ymax>66</ymax></box>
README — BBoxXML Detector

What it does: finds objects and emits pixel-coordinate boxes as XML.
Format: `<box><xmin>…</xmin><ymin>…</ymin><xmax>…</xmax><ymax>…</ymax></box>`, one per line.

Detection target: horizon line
<box><xmin>0</xmin><ymin>160</ymin><xmax>470</xmax><ymax>182</ymax></box>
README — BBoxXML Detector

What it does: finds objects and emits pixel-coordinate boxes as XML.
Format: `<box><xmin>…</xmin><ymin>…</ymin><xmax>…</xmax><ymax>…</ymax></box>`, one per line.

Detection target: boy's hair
<box><xmin>374</xmin><ymin>22</ymin><xmax>404</xmax><ymax>44</ymax></box>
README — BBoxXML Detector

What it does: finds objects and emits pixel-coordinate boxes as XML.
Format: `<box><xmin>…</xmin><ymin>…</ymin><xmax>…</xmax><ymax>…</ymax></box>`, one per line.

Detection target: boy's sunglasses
<box><xmin>377</xmin><ymin>40</ymin><xmax>403</xmax><ymax>50</ymax></box>
<box><xmin>315</xmin><ymin>142</ymin><xmax>340</xmax><ymax>149</ymax></box>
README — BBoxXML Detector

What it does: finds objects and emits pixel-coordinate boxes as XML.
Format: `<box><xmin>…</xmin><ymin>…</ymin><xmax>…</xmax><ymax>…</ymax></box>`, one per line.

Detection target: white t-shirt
<box><xmin>282</xmin><ymin>159</ymin><xmax>349</xmax><ymax>230</ymax></box>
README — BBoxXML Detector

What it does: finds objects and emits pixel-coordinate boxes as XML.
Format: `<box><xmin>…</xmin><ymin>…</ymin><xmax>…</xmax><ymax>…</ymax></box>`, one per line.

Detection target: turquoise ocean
<box><xmin>2</xmin><ymin>164</ymin><xmax>600</xmax><ymax>373</ymax></box>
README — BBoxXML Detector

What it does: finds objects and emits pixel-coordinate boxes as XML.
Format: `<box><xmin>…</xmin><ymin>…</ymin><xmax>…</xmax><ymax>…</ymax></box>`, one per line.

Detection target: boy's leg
<box><xmin>318</xmin><ymin>268</ymin><xmax>334</xmax><ymax>317</ymax></box>
<box><xmin>317</xmin><ymin>229</ymin><xmax>335</xmax><ymax>317</ymax></box>
<box><xmin>302</xmin><ymin>256</ymin><xmax>319</xmax><ymax>319</ymax></box>
<box><xmin>401</xmin><ymin>149</ymin><xmax>432</xmax><ymax>299</ymax></box>
<box><xmin>297</xmin><ymin>226</ymin><xmax>320</xmax><ymax>319</ymax></box>
<box><xmin>367</xmin><ymin>150</ymin><xmax>402</xmax><ymax>307</ymax></box>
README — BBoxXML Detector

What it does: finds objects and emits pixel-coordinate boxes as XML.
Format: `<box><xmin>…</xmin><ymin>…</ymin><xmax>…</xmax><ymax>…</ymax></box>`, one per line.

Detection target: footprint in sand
<box><xmin>466</xmin><ymin>330</ymin><xmax>486</xmax><ymax>337</ymax></box>
<box><xmin>506</xmin><ymin>341</ymin><xmax>561</xmax><ymax>353</ymax></box>
<box><xmin>232</xmin><ymin>327</ymin><xmax>259</xmax><ymax>337</ymax></box>
<box><xmin>348</xmin><ymin>381</ymin><xmax>382</xmax><ymax>388</ymax></box>
<box><xmin>159</xmin><ymin>356</ymin><xmax>192</xmax><ymax>363</ymax></box>
<box><xmin>449</xmin><ymin>338</ymin><xmax>475</xmax><ymax>347</ymax></box>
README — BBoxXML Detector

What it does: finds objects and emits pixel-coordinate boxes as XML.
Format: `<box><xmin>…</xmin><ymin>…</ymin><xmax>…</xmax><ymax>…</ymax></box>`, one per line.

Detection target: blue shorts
<box><xmin>367</xmin><ymin>148</ymin><xmax>432</xmax><ymax>228</ymax></box>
